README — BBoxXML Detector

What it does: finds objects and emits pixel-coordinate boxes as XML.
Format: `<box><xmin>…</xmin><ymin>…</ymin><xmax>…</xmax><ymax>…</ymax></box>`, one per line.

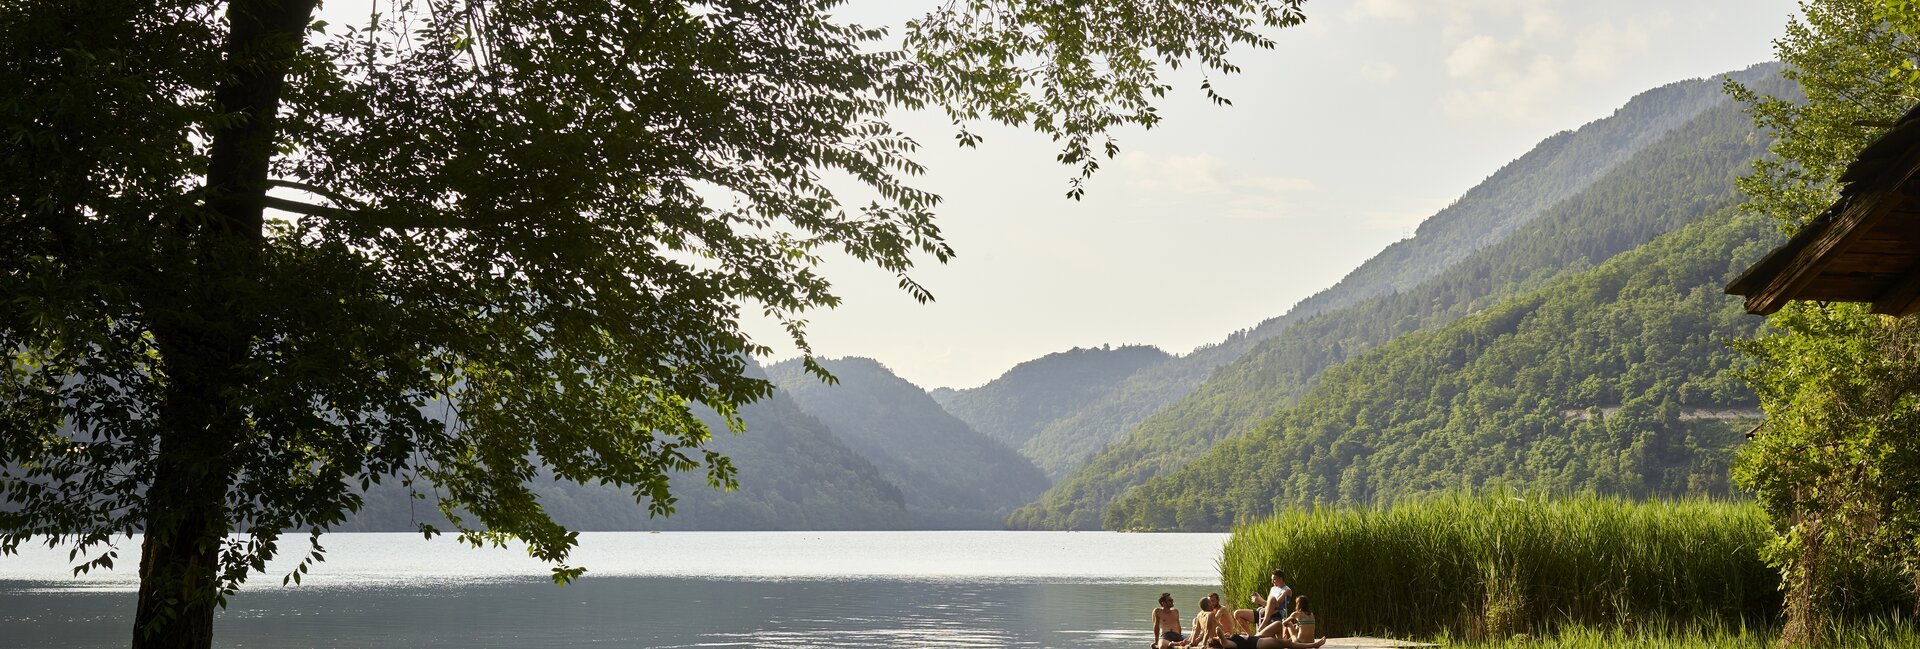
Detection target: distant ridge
<box><xmin>768</xmin><ymin>357</ymin><xmax>1051</xmax><ymax>528</ymax></box>
<box><xmin>940</xmin><ymin>344</ymin><xmax>1171</xmax><ymax>461</ymax></box>
<box><xmin>1106</xmin><ymin>202</ymin><xmax>1780</xmax><ymax>530</ymax></box>
<box><xmin>339</xmin><ymin>363</ymin><xmax>913</xmax><ymax>531</ymax></box>
<box><xmin>1010</xmin><ymin>64</ymin><xmax>1780</xmax><ymax>487</ymax></box>
<box><xmin>1008</xmin><ymin>63</ymin><xmax>1783</xmax><ymax>530</ymax></box>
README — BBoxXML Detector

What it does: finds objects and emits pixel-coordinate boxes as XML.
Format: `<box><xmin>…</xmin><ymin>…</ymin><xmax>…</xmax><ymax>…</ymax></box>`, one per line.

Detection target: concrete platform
<box><xmin>1318</xmin><ymin>638</ymin><xmax>1439</xmax><ymax>648</ymax></box>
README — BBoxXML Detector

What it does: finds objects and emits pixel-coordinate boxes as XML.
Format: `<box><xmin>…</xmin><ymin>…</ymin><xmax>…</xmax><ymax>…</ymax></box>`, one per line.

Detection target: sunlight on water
<box><xmin>2</xmin><ymin>531</ymin><xmax>1224</xmax><ymax>589</ymax></box>
<box><xmin>2</xmin><ymin>532</ymin><xmax>1229</xmax><ymax>648</ymax></box>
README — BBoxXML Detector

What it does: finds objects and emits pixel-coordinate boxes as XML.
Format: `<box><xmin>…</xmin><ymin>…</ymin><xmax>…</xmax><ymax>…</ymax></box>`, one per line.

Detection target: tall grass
<box><xmin>1441</xmin><ymin>617</ymin><xmax>1920</xmax><ymax>649</ymax></box>
<box><xmin>1437</xmin><ymin>621</ymin><xmax>1772</xmax><ymax>649</ymax></box>
<box><xmin>1218</xmin><ymin>493</ymin><xmax>1779</xmax><ymax>639</ymax></box>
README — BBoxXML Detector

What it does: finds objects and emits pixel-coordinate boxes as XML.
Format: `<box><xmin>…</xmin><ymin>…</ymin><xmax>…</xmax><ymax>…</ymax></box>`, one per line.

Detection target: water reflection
<box><xmin>3</xmin><ymin>532</ymin><xmax>1229</xmax><ymax>648</ymax></box>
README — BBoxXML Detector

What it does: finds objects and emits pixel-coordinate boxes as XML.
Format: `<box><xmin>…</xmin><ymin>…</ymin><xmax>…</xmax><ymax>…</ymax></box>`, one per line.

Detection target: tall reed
<box><xmin>1441</xmin><ymin>617</ymin><xmax>1920</xmax><ymax>649</ymax></box>
<box><xmin>1218</xmin><ymin>493</ymin><xmax>1779</xmax><ymax>639</ymax></box>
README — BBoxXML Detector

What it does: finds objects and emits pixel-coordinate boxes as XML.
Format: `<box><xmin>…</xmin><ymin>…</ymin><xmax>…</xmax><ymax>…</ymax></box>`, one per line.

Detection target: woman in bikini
<box><xmin>1278</xmin><ymin>596</ymin><xmax>1317</xmax><ymax>644</ymax></box>
<box><xmin>1215</xmin><ymin>632</ymin><xmax>1328</xmax><ymax>649</ymax></box>
<box><xmin>1221</xmin><ymin>597</ymin><xmax>1325</xmax><ymax>649</ymax></box>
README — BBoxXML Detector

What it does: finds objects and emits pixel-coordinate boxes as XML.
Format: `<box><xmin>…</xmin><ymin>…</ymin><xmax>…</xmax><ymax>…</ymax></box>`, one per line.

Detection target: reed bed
<box><xmin>1218</xmin><ymin>493</ymin><xmax>1779</xmax><ymax>639</ymax></box>
<box><xmin>1436</xmin><ymin>622</ymin><xmax>1771</xmax><ymax>649</ymax></box>
<box><xmin>1439</xmin><ymin>617</ymin><xmax>1920</xmax><ymax>649</ymax></box>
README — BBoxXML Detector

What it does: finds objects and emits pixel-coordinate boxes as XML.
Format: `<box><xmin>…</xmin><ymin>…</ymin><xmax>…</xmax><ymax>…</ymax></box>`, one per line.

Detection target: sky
<box><xmin>305</xmin><ymin>0</ymin><xmax>1803</xmax><ymax>391</ymax></box>
<box><xmin>738</xmin><ymin>0</ymin><xmax>1803</xmax><ymax>390</ymax></box>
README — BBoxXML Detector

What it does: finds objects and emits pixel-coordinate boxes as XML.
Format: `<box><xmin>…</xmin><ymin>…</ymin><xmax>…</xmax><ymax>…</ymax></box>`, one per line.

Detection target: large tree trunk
<box><xmin>131</xmin><ymin>1</ymin><xmax>316</xmax><ymax>647</ymax></box>
<box><xmin>133</xmin><ymin>363</ymin><xmax>243</xmax><ymax>648</ymax></box>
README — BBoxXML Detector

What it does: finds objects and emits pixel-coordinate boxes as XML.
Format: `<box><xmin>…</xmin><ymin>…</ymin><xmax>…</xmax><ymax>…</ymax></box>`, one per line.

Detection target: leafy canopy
<box><xmin>1725</xmin><ymin>0</ymin><xmax>1920</xmax><ymax>640</ymax></box>
<box><xmin>0</xmin><ymin>0</ymin><xmax>1305</xmax><ymax>608</ymax></box>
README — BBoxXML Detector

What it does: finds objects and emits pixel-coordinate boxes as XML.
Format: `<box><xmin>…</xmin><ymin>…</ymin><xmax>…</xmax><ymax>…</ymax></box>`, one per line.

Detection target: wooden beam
<box><xmin>1727</xmin><ymin>232</ymin><xmax>1809</xmax><ymax>297</ymax></box>
<box><xmin>1746</xmin><ymin>187</ymin><xmax>1899</xmax><ymax>313</ymax></box>
<box><xmin>1824</xmin><ymin>251</ymin><xmax>1920</xmax><ymax>274</ymax></box>
<box><xmin>1747</xmin><ymin>145</ymin><xmax>1920</xmax><ymax>315</ymax></box>
<box><xmin>1873</xmin><ymin>262</ymin><xmax>1920</xmax><ymax>316</ymax></box>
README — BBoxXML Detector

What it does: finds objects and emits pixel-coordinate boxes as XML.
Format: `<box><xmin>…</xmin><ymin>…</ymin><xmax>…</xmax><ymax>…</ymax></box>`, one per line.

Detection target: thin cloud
<box><xmin>1436</xmin><ymin>15</ymin><xmax>1660</xmax><ymax>121</ymax></box>
<box><xmin>1445</xmin><ymin>35</ymin><xmax>1538</xmax><ymax>79</ymax></box>
<box><xmin>1117</xmin><ymin>152</ymin><xmax>1315</xmax><ymax>194</ymax></box>
<box><xmin>1347</xmin><ymin>0</ymin><xmax>1419</xmax><ymax>21</ymax></box>
<box><xmin>1226</xmin><ymin>195</ymin><xmax>1300</xmax><ymax>221</ymax></box>
<box><xmin>1360</xmin><ymin>197</ymin><xmax>1451</xmax><ymax>232</ymax></box>
<box><xmin>1361</xmin><ymin>62</ymin><xmax>1400</xmax><ymax>84</ymax></box>
<box><xmin>1571</xmin><ymin>21</ymin><xmax>1653</xmax><ymax>76</ymax></box>
<box><xmin>1115</xmin><ymin>152</ymin><xmax>1317</xmax><ymax>220</ymax></box>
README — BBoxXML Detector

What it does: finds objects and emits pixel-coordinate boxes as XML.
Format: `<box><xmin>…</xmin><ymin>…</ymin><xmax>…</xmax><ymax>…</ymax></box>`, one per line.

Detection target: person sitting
<box><xmin>1152</xmin><ymin>592</ymin><xmax>1185</xmax><ymax>649</ymax></box>
<box><xmin>1238</xmin><ymin>570</ymin><xmax>1292</xmax><ymax>636</ymax></box>
<box><xmin>1277</xmin><ymin>596</ymin><xmax>1317</xmax><ymax>644</ymax></box>
<box><xmin>1223</xmin><ymin>594</ymin><xmax>1324</xmax><ymax>649</ymax></box>
<box><xmin>1209</xmin><ymin>592</ymin><xmax>1242</xmax><ymax>637</ymax></box>
<box><xmin>1173</xmin><ymin>596</ymin><xmax>1224</xmax><ymax>648</ymax></box>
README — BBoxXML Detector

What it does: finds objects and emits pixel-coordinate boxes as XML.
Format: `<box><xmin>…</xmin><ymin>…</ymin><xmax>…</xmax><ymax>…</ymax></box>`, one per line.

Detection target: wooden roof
<box><xmin>1727</xmin><ymin>104</ymin><xmax>1920</xmax><ymax>316</ymax></box>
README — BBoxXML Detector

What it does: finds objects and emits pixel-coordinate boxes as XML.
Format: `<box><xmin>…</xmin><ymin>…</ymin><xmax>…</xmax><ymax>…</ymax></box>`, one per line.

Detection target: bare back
<box><xmin>1190</xmin><ymin>610</ymin><xmax>1220</xmax><ymax>646</ymax></box>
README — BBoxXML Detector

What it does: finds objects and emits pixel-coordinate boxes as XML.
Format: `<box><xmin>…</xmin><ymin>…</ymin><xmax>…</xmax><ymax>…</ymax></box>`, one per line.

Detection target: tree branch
<box><xmin>266</xmin><ymin>179</ymin><xmax>368</xmax><ymax>210</ymax></box>
<box><xmin>260</xmin><ymin>195</ymin><xmax>466</xmax><ymax>230</ymax></box>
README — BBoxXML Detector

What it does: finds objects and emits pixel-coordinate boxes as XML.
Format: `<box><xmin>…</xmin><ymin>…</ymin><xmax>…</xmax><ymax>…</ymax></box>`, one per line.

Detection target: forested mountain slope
<box><xmin>1105</xmin><ymin>204</ymin><xmax>1780</xmax><ymax>530</ymax></box>
<box><xmin>1012</xmin><ymin>64</ymin><xmax>1777</xmax><ymax>483</ymax></box>
<box><xmin>340</xmin><ymin>371</ymin><xmax>912</xmax><ymax>531</ymax></box>
<box><xmin>768</xmin><ymin>357</ymin><xmax>1050</xmax><ymax>528</ymax></box>
<box><xmin>1008</xmin><ymin>67</ymin><xmax>1786</xmax><ymax>530</ymax></box>
<box><xmin>941</xmin><ymin>345</ymin><xmax>1170</xmax><ymax>455</ymax></box>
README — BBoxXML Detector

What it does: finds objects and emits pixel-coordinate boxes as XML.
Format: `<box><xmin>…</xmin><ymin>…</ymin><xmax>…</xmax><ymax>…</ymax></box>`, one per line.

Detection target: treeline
<box><xmin>1105</xmin><ymin>203</ymin><xmax>1779</xmax><ymax>530</ymax></box>
<box><xmin>1002</xmin><ymin>66</ymin><xmax>1770</xmax><ymax>490</ymax></box>
<box><xmin>1010</xmin><ymin>68</ymin><xmax>1785</xmax><ymax>531</ymax></box>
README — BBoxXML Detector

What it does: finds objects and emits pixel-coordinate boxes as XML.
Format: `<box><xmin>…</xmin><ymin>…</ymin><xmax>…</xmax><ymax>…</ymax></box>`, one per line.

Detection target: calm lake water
<box><xmin>1</xmin><ymin>531</ymin><xmax>1230</xmax><ymax>648</ymax></box>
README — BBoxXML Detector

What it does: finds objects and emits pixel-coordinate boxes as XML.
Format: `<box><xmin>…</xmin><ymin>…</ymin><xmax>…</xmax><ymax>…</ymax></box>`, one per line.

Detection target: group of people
<box><xmin>1150</xmin><ymin>570</ymin><xmax>1326</xmax><ymax>649</ymax></box>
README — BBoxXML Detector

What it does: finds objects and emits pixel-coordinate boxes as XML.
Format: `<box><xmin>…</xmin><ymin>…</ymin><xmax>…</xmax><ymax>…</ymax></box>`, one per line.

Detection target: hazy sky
<box><xmin>740</xmin><ymin>0</ymin><xmax>1802</xmax><ymax>390</ymax></box>
<box><xmin>308</xmin><ymin>0</ymin><xmax>1802</xmax><ymax>391</ymax></box>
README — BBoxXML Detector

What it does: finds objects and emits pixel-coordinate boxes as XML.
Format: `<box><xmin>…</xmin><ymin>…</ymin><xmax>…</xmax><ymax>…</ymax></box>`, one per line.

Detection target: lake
<box><xmin>1</xmin><ymin>531</ymin><xmax>1231</xmax><ymax>648</ymax></box>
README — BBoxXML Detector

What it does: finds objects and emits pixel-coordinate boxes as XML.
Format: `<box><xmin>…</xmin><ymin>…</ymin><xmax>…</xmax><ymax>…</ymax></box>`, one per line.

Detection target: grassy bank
<box><xmin>1219</xmin><ymin>493</ymin><xmax>1779</xmax><ymax>639</ymax></box>
<box><xmin>1433</xmin><ymin>618</ymin><xmax>1920</xmax><ymax>648</ymax></box>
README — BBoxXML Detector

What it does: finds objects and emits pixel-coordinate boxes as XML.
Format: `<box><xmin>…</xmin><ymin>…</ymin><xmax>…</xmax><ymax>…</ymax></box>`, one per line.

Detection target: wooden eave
<box><xmin>1727</xmin><ymin>105</ymin><xmax>1920</xmax><ymax>317</ymax></box>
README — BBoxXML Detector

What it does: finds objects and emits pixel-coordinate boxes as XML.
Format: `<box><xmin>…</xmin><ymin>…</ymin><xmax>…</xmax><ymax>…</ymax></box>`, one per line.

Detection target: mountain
<box><xmin>603</xmin><ymin>383</ymin><xmax>913</xmax><ymax>530</ymax></box>
<box><xmin>940</xmin><ymin>345</ymin><xmax>1171</xmax><ymax>458</ymax></box>
<box><xmin>766</xmin><ymin>357</ymin><xmax>1051</xmax><ymax>528</ymax></box>
<box><xmin>1104</xmin><ymin>202</ymin><xmax>1779</xmax><ymax>530</ymax></box>
<box><xmin>1008</xmin><ymin>64</ymin><xmax>1786</xmax><ymax>530</ymax></box>
<box><xmin>1010</xmin><ymin>64</ymin><xmax>1779</xmax><ymax>484</ymax></box>
<box><xmin>340</xmin><ymin>369</ymin><xmax>912</xmax><ymax>531</ymax></box>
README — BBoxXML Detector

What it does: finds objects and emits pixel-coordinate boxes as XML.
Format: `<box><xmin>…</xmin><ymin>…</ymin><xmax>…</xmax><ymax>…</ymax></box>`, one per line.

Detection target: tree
<box><xmin>0</xmin><ymin>0</ymin><xmax>1305</xmax><ymax>647</ymax></box>
<box><xmin>1726</xmin><ymin>1</ymin><xmax>1920</xmax><ymax>644</ymax></box>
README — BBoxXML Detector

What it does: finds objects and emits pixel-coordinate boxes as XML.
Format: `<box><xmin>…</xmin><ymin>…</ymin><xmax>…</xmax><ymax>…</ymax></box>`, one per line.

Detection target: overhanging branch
<box><xmin>267</xmin><ymin>179</ymin><xmax>369</xmax><ymax>210</ymax></box>
<box><xmin>261</xmin><ymin>193</ymin><xmax>466</xmax><ymax>230</ymax></box>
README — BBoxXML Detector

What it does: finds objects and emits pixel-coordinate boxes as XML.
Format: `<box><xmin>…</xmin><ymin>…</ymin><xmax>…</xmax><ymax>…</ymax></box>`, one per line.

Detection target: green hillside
<box><xmin>1012</xmin><ymin>65</ymin><xmax>1775</xmax><ymax>484</ymax></box>
<box><xmin>1105</xmin><ymin>203</ymin><xmax>1781</xmax><ymax>531</ymax></box>
<box><xmin>768</xmin><ymin>357</ymin><xmax>1050</xmax><ymax>528</ymax></box>
<box><xmin>941</xmin><ymin>344</ymin><xmax>1170</xmax><ymax>453</ymax></box>
<box><xmin>339</xmin><ymin>373</ymin><xmax>912</xmax><ymax>531</ymax></box>
<box><xmin>1008</xmin><ymin>68</ymin><xmax>1785</xmax><ymax>530</ymax></box>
